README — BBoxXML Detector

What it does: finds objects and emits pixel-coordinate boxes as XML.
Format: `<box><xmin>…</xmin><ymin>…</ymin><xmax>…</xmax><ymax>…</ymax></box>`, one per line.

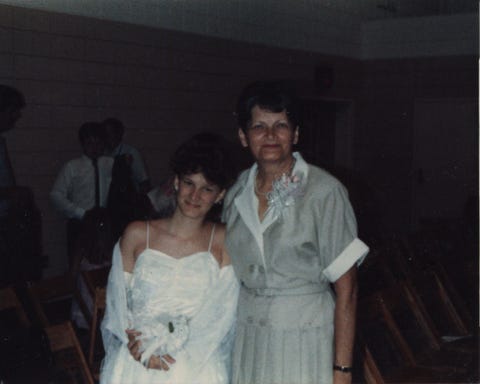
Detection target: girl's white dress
<box><xmin>100</xmin><ymin>224</ymin><xmax>239</xmax><ymax>384</ymax></box>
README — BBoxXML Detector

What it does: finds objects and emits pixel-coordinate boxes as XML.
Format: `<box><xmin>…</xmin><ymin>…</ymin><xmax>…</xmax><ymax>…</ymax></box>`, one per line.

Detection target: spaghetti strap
<box><xmin>146</xmin><ymin>221</ymin><xmax>150</xmax><ymax>249</ymax></box>
<box><xmin>207</xmin><ymin>224</ymin><xmax>216</xmax><ymax>253</ymax></box>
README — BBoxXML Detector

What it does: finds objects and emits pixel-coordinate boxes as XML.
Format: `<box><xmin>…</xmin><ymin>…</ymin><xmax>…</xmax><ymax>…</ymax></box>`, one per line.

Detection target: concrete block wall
<box><xmin>0</xmin><ymin>0</ymin><xmax>363</xmax><ymax>58</ymax></box>
<box><xmin>0</xmin><ymin>3</ymin><xmax>476</xmax><ymax>275</ymax></box>
<box><xmin>0</xmin><ymin>4</ymin><xmax>360</xmax><ymax>276</ymax></box>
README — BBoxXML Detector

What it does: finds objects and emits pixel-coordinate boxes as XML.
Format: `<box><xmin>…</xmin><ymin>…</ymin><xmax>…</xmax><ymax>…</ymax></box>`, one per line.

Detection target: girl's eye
<box><xmin>182</xmin><ymin>179</ymin><xmax>193</xmax><ymax>185</ymax></box>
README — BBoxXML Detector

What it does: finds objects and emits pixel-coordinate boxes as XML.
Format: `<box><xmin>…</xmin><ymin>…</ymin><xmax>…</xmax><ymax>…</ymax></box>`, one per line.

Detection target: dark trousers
<box><xmin>66</xmin><ymin>218</ymin><xmax>82</xmax><ymax>269</ymax></box>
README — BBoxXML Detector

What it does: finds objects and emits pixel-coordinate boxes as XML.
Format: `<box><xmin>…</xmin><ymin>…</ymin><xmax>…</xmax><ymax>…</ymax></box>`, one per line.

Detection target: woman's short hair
<box><xmin>170</xmin><ymin>132</ymin><xmax>236</xmax><ymax>191</ymax></box>
<box><xmin>235</xmin><ymin>80</ymin><xmax>301</xmax><ymax>131</ymax></box>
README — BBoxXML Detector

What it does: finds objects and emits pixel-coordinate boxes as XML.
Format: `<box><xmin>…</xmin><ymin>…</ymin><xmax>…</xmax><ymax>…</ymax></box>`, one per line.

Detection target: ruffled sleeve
<box><xmin>100</xmin><ymin>242</ymin><xmax>130</xmax><ymax>381</ymax></box>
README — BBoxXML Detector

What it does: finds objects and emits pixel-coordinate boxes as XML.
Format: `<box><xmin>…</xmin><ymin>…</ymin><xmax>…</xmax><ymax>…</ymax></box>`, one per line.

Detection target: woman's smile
<box><xmin>239</xmin><ymin>105</ymin><xmax>299</xmax><ymax>166</ymax></box>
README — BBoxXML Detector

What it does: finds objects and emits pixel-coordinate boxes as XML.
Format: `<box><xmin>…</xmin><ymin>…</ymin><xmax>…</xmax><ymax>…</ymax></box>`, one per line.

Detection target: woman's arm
<box><xmin>333</xmin><ymin>265</ymin><xmax>358</xmax><ymax>384</ymax></box>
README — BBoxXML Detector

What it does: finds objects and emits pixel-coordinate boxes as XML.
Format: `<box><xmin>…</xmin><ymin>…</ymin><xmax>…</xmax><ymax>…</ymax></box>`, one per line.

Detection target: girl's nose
<box><xmin>190</xmin><ymin>188</ymin><xmax>201</xmax><ymax>201</ymax></box>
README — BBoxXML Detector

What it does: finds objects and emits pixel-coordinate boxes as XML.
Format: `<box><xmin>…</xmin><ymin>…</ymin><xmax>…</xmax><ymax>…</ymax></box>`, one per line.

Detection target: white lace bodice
<box><xmin>129</xmin><ymin>249</ymin><xmax>220</xmax><ymax>327</ymax></box>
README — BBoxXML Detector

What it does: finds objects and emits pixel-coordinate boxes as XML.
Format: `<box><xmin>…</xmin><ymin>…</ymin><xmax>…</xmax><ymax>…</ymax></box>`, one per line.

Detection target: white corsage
<box><xmin>137</xmin><ymin>315</ymin><xmax>189</xmax><ymax>367</ymax></box>
<box><xmin>267</xmin><ymin>172</ymin><xmax>305</xmax><ymax>218</ymax></box>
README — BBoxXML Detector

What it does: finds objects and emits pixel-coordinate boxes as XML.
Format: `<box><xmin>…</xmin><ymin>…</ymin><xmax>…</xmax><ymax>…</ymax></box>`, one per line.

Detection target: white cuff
<box><xmin>323</xmin><ymin>238</ymin><xmax>369</xmax><ymax>282</ymax></box>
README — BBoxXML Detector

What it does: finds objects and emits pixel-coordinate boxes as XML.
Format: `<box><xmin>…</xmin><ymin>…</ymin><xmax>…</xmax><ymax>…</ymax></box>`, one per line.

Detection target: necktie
<box><xmin>92</xmin><ymin>158</ymin><xmax>100</xmax><ymax>207</ymax></box>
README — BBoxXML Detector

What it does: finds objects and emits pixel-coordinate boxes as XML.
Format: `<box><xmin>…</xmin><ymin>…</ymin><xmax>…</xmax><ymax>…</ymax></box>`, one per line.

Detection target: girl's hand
<box><xmin>147</xmin><ymin>354</ymin><xmax>176</xmax><ymax>370</ymax></box>
<box><xmin>125</xmin><ymin>329</ymin><xmax>176</xmax><ymax>370</ymax></box>
<box><xmin>126</xmin><ymin>329</ymin><xmax>142</xmax><ymax>361</ymax></box>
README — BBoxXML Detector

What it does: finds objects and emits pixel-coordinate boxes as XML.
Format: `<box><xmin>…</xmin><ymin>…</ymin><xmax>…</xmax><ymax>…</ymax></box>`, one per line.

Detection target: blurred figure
<box><xmin>0</xmin><ymin>85</ymin><xmax>43</xmax><ymax>285</ymax></box>
<box><xmin>102</xmin><ymin>117</ymin><xmax>151</xmax><ymax>193</ymax></box>
<box><xmin>0</xmin><ymin>84</ymin><xmax>24</xmax><ymax>215</ymax></box>
<box><xmin>107</xmin><ymin>151</ymin><xmax>153</xmax><ymax>240</ymax></box>
<box><xmin>51</xmin><ymin>122</ymin><xmax>115</xmax><ymax>329</ymax></box>
<box><xmin>50</xmin><ymin>122</ymin><xmax>114</xmax><ymax>271</ymax></box>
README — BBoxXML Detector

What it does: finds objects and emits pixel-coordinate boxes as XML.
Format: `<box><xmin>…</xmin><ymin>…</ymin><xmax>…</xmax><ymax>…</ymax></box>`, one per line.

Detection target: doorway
<box><xmin>297</xmin><ymin>98</ymin><xmax>354</xmax><ymax>172</ymax></box>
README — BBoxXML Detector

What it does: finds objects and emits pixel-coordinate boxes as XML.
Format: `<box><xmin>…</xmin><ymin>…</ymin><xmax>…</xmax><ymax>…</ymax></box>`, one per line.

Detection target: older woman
<box><xmin>222</xmin><ymin>81</ymin><xmax>369</xmax><ymax>384</ymax></box>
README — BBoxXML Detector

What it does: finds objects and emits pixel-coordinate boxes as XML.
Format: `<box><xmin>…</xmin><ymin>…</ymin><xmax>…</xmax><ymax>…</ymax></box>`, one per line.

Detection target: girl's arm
<box><xmin>119</xmin><ymin>221</ymin><xmax>146</xmax><ymax>272</ymax></box>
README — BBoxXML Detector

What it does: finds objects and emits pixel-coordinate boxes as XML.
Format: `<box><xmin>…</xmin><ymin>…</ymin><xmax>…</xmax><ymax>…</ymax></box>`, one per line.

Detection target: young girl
<box><xmin>100</xmin><ymin>133</ymin><xmax>239</xmax><ymax>384</ymax></box>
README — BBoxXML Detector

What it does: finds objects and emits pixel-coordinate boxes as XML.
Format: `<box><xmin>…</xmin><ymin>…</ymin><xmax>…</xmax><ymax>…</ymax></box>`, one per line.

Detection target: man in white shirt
<box><xmin>50</xmin><ymin>122</ymin><xmax>114</xmax><ymax>267</ymax></box>
<box><xmin>102</xmin><ymin>117</ymin><xmax>151</xmax><ymax>194</ymax></box>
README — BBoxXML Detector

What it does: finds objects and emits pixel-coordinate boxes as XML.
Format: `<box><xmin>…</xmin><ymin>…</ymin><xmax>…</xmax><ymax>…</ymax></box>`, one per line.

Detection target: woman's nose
<box><xmin>265</xmin><ymin>126</ymin><xmax>275</xmax><ymax>138</ymax></box>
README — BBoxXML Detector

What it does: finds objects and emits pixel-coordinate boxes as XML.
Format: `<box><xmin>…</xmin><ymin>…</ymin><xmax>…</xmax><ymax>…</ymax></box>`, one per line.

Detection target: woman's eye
<box><xmin>275</xmin><ymin>122</ymin><xmax>290</xmax><ymax>130</ymax></box>
<box><xmin>250</xmin><ymin>124</ymin><xmax>264</xmax><ymax>131</ymax></box>
<box><xmin>182</xmin><ymin>179</ymin><xmax>193</xmax><ymax>185</ymax></box>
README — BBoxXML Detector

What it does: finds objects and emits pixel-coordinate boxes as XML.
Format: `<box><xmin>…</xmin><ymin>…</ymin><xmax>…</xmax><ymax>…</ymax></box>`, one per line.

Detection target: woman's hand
<box><xmin>126</xmin><ymin>329</ymin><xmax>176</xmax><ymax>370</ymax></box>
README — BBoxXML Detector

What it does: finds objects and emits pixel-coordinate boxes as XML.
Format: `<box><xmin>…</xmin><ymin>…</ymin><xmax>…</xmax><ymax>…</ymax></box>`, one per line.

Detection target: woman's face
<box><xmin>174</xmin><ymin>172</ymin><xmax>225</xmax><ymax>220</ymax></box>
<box><xmin>238</xmin><ymin>105</ymin><xmax>299</xmax><ymax>165</ymax></box>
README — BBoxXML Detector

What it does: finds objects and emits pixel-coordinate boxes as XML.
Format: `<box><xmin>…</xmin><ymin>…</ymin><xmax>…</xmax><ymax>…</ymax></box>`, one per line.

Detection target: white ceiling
<box><xmin>1</xmin><ymin>0</ymin><xmax>477</xmax><ymax>59</ymax></box>
<box><xmin>324</xmin><ymin>0</ymin><xmax>477</xmax><ymax>20</ymax></box>
<box><xmin>1</xmin><ymin>0</ymin><xmax>476</xmax><ymax>24</ymax></box>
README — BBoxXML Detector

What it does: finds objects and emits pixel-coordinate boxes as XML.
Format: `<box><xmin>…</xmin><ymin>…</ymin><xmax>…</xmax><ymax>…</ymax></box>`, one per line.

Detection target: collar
<box><xmin>232</xmin><ymin>152</ymin><xmax>309</xmax><ymax>259</ymax></box>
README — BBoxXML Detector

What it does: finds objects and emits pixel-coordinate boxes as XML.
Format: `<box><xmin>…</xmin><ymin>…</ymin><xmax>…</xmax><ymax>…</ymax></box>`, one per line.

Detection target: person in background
<box><xmin>0</xmin><ymin>85</ymin><xmax>24</xmax><ymax>216</ymax></box>
<box><xmin>222</xmin><ymin>81</ymin><xmax>369</xmax><ymax>384</ymax></box>
<box><xmin>101</xmin><ymin>132</ymin><xmax>239</xmax><ymax>384</ymax></box>
<box><xmin>51</xmin><ymin>122</ymin><xmax>115</xmax><ymax>328</ymax></box>
<box><xmin>0</xmin><ymin>84</ymin><xmax>43</xmax><ymax>284</ymax></box>
<box><xmin>50</xmin><ymin>122</ymin><xmax>114</xmax><ymax>269</ymax></box>
<box><xmin>102</xmin><ymin>117</ymin><xmax>151</xmax><ymax>194</ymax></box>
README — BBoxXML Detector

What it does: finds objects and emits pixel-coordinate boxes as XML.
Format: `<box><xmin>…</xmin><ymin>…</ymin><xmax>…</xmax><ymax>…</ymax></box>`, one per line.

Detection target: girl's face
<box><xmin>238</xmin><ymin>105</ymin><xmax>299</xmax><ymax>165</ymax></box>
<box><xmin>174</xmin><ymin>172</ymin><xmax>225</xmax><ymax>220</ymax></box>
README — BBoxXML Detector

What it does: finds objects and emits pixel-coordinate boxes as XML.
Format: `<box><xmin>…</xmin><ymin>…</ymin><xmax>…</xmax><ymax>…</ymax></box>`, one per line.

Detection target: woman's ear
<box><xmin>238</xmin><ymin>128</ymin><xmax>248</xmax><ymax>148</ymax></box>
<box><xmin>293</xmin><ymin>126</ymin><xmax>299</xmax><ymax>145</ymax></box>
